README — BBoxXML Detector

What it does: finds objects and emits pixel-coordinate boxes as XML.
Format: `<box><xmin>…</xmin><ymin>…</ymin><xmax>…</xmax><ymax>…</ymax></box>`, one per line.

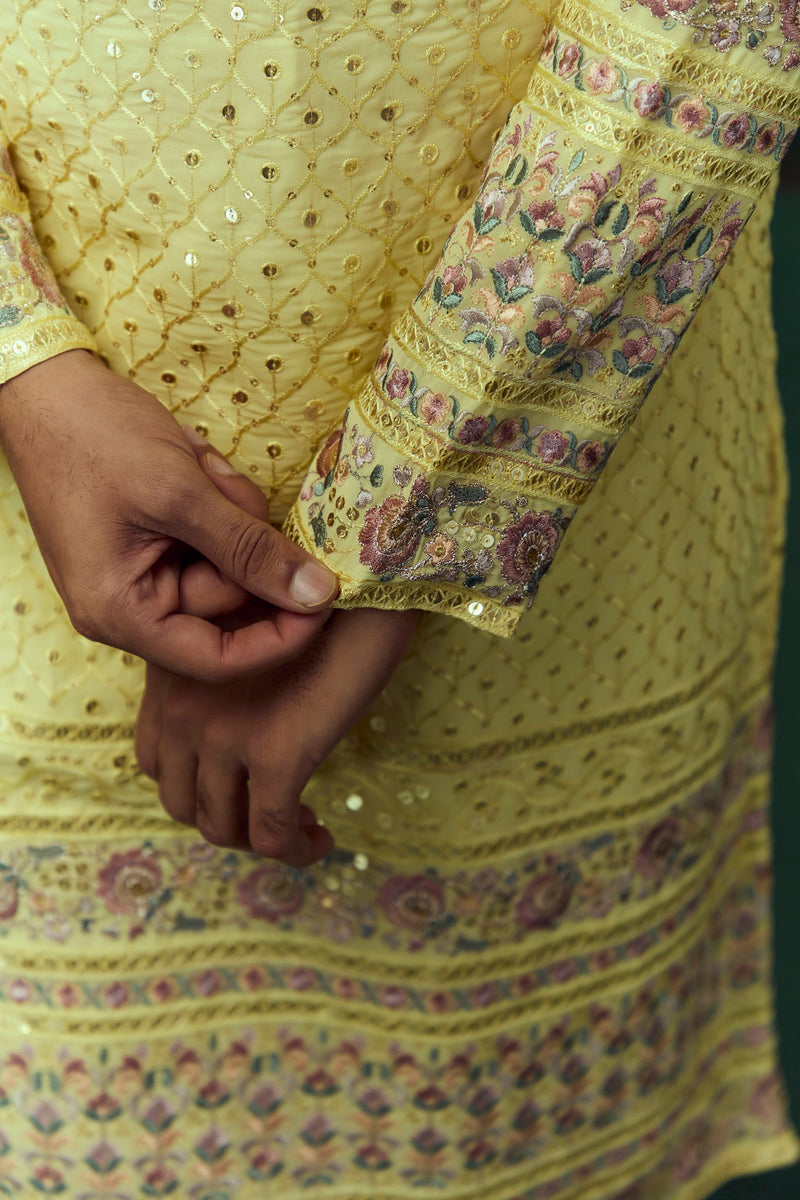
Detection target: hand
<box><xmin>0</xmin><ymin>350</ymin><xmax>339</xmax><ymax>679</ymax></box>
<box><xmin>136</xmin><ymin>608</ymin><xmax>418</xmax><ymax>864</ymax></box>
<box><xmin>135</xmin><ymin>436</ymin><xmax>419</xmax><ymax>865</ymax></box>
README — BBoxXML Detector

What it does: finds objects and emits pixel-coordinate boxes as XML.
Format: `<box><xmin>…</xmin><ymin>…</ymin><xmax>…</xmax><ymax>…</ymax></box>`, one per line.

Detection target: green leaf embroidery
<box><xmin>611</xmin><ymin>203</ymin><xmax>629</xmax><ymax>235</ymax></box>
<box><xmin>612</xmin><ymin>349</ymin><xmax>630</xmax><ymax>375</ymax></box>
<box><xmin>490</xmin><ymin>267</ymin><xmax>508</xmax><ymax>302</ymax></box>
<box><xmin>594</xmin><ymin>200</ymin><xmax>616</xmax><ymax>229</ymax></box>
<box><xmin>310</xmin><ymin>513</ymin><xmax>327</xmax><ymax>548</ymax></box>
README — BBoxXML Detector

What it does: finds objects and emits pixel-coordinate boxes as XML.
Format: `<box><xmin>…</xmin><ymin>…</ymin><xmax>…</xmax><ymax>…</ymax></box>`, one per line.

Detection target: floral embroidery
<box><xmin>304</xmin><ymin>420</ymin><xmax>572</xmax><ymax>606</ymax></box>
<box><xmin>628</xmin><ymin>0</ymin><xmax>800</xmax><ymax>69</ymax></box>
<box><xmin>0</xmin><ymin>703</ymin><xmax>773</xmax><ymax>966</ymax></box>
<box><xmin>539</xmin><ymin>28</ymin><xmax>796</xmax><ymax>155</ymax></box>
<box><xmin>0</xmin><ymin>1015</ymin><xmax>785</xmax><ymax>1198</ymax></box>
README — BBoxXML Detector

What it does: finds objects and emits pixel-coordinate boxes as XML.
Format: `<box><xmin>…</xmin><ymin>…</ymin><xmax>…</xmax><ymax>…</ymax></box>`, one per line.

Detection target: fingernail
<box><xmin>182</xmin><ymin>425</ymin><xmax>208</xmax><ymax>449</ymax></box>
<box><xmin>204</xmin><ymin>452</ymin><xmax>238</xmax><ymax>476</ymax></box>
<box><xmin>290</xmin><ymin>561</ymin><xmax>338</xmax><ymax>607</ymax></box>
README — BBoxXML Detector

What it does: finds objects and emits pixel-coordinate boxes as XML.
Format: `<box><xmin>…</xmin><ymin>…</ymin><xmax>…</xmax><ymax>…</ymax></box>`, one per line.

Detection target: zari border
<box><xmin>356</xmin><ymin>374</ymin><xmax>595</xmax><ymax>507</ymax></box>
<box><xmin>556</xmin><ymin>0</ymin><xmax>800</xmax><ymax>122</ymax></box>
<box><xmin>0</xmin><ymin>859</ymin><xmax>771</xmax><ymax>1037</ymax></box>
<box><xmin>394</xmin><ymin>308</ymin><xmax>641</xmax><ymax>434</ymax></box>
<box><xmin>0</xmin><ymin>794</ymin><xmax>767</xmax><ymax>991</ymax></box>
<box><xmin>0</xmin><ymin>318</ymin><xmax>97</xmax><ymax>384</ymax></box>
<box><xmin>283</xmin><ymin>504</ymin><xmax>524</xmax><ymax>639</ymax></box>
<box><xmin>526</xmin><ymin>71</ymin><xmax>771</xmax><ymax>196</ymax></box>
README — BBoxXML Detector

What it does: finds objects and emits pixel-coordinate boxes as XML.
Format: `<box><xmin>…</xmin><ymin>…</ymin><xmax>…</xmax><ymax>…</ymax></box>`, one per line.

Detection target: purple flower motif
<box><xmin>237</xmin><ymin>864</ymin><xmax>305</xmax><ymax>922</ymax></box>
<box><xmin>536</xmin><ymin>430</ymin><xmax>569</xmax><ymax>463</ymax></box>
<box><xmin>516</xmin><ymin>870</ymin><xmax>573</xmax><ymax>930</ymax></box>
<box><xmin>96</xmin><ymin>849</ymin><xmax>162</xmax><ymax>916</ymax></box>
<box><xmin>497</xmin><ymin>512</ymin><xmax>561</xmax><ymax>588</ymax></box>
<box><xmin>576</xmin><ymin>440</ymin><xmax>608</xmax><ymax>474</ymax></box>
<box><xmin>386</xmin><ymin>367</ymin><xmax>411</xmax><ymax>399</ymax></box>
<box><xmin>496</xmin><ymin>254</ymin><xmax>535</xmax><ymax>291</ymax></box>
<box><xmin>633</xmin><ymin>81</ymin><xmax>667</xmax><ymax>118</ymax></box>
<box><xmin>780</xmin><ymin>0</ymin><xmax>800</xmax><ymax>38</ymax></box>
<box><xmin>378</xmin><ymin>874</ymin><xmax>447</xmax><ymax>932</ymax></box>
<box><xmin>635</xmin><ymin>817</ymin><xmax>681</xmax><ymax>878</ymax></box>
<box><xmin>722</xmin><ymin>113</ymin><xmax>751</xmax><ymax>147</ymax></box>
<box><xmin>358</xmin><ymin>493</ymin><xmax>423</xmax><ymax>574</ymax></box>
<box><xmin>453</xmin><ymin>412</ymin><xmax>491</xmax><ymax>444</ymax></box>
<box><xmin>709</xmin><ymin>17</ymin><xmax>741</xmax><ymax>50</ymax></box>
<box><xmin>491</xmin><ymin>417</ymin><xmax>523</xmax><ymax>449</ymax></box>
<box><xmin>574</xmin><ymin>239</ymin><xmax>613</xmax><ymax>276</ymax></box>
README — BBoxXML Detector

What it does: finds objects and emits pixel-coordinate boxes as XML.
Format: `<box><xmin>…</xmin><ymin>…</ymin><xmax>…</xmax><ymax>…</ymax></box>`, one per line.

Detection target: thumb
<box><xmin>176</xmin><ymin>454</ymin><xmax>339</xmax><ymax>614</ymax></box>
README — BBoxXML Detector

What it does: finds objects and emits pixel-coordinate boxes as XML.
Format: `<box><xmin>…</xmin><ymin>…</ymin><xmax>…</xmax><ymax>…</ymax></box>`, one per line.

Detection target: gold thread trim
<box><xmin>394</xmin><ymin>309</ymin><xmax>639</xmax><ymax>434</ymax></box>
<box><xmin>355</xmin><ymin>374</ymin><xmax>594</xmax><ymax>507</ymax></box>
<box><xmin>0</xmin><ymin>317</ymin><xmax>97</xmax><ymax>384</ymax></box>
<box><xmin>0</xmin><ymin>791</ymin><xmax>765</xmax><ymax>992</ymax></box>
<box><xmin>358</xmin><ymin>647</ymin><xmax>745</xmax><ymax>767</ymax></box>
<box><xmin>282</xmin><ymin>506</ymin><xmax>522</xmax><ymax>637</ymax></box>
<box><xmin>526</xmin><ymin>70</ymin><xmax>771</xmax><ymax>197</ymax></box>
<box><xmin>556</xmin><ymin>0</ymin><xmax>800</xmax><ymax>122</ymax></box>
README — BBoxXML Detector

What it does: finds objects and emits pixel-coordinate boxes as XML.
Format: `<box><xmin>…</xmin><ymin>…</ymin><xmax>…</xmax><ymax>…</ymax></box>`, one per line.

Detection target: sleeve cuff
<box><xmin>0</xmin><ymin>316</ymin><xmax>98</xmax><ymax>386</ymax></box>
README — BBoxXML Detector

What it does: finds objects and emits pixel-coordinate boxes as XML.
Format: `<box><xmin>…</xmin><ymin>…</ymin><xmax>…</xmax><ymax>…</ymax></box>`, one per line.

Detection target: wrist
<box><xmin>0</xmin><ymin>348</ymin><xmax>100</xmax><ymax>440</ymax></box>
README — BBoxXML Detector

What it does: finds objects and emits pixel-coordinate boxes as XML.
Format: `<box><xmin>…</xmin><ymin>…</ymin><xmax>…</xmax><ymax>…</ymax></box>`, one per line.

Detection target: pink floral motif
<box><xmin>96</xmin><ymin>849</ymin><xmax>163</xmax><ymax>916</ymax></box>
<box><xmin>423</xmin><ymin>533</ymin><xmax>457</xmax><ymax>565</ymax></box>
<box><xmin>673</xmin><ymin>98</ymin><xmax>710</xmax><ymax>132</ymax></box>
<box><xmin>558</xmin><ymin>42</ymin><xmax>581</xmax><ymax>76</ymax></box>
<box><xmin>15</xmin><ymin>224</ymin><xmax>63</xmax><ymax>306</ymax></box>
<box><xmin>441</xmin><ymin>263</ymin><xmax>468</xmax><ymax>298</ymax></box>
<box><xmin>358</xmin><ymin>493</ymin><xmax>423</xmax><ymax>573</ymax></box>
<box><xmin>378</xmin><ymin>874</ymin><xmax>447</xmax><ymax>931</ymax></box>
<box><xmin>237</xmin><ymin>864</ymin><xmax>305</xmax><ymax>922</ymax></box>
<box><xmin>536</xmin><ymin>430</ymin><xmax>569</xmax><ymax>463</ymax></box>
<box><xmin>619</xmin><ymin>336</ymin><xmax>657</xmax><ymax>370</ymax></box>
<box><xmin>497</xmin><ymin>511</ymin><xmax>561</xmax><ymax>588</ymax></box>
<box><xmin>584</xmin><ymin>59</ymin><xmax>618</xmax><ymax>93</ymax></box>
<box><xmin>516</xmin><ymin>871</ymin><xmax>573</xmax><ymax>930</ymax></box>
<box><xmin>633</xmin><ymin>81</ymin><xmax>667</xmax><ymax>118</ymax></box>
<box><xmin>709</xmin><ymin>16</ymin><xmax>742</xmax><ymax>50</ymax></box>
<box><xmin>385</xmin><ymin>367</ymin><xmax>411</xmax><ymax>399</ymax></box>
<box><xmin>525</xmin><ymin>198</ymin><xmax>565</xmax><ymax>234</ymax></box>
<box><xmin>419</xmin><ymin>391</ymin><xmax>450</xmax><ymax>425</ymax></box>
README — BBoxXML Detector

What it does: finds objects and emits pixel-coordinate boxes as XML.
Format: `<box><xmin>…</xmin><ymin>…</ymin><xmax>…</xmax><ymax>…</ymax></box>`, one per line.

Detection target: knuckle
<box><xmin>69</xmin><ymin>602</ymin><xmax>103</xmax><ymax>644</ymax></box>
<box><xmin>195</xmin><ymin>805</ymin><xmax>225</xmax><ymax>847</ymax></box>
<box><xmin>157</xmin><ymin>785</ymin><xmax>192</xmax><ymax>827</ymax></box>
<box><xmin>226</xmin><ymin>520</ymin><xmax>281</xmax><ymax>585</ymax></box>
<box><xmin>250</xmin><ymin>806</ymin><xmax>295</xmax><ymax>859</ymax></box>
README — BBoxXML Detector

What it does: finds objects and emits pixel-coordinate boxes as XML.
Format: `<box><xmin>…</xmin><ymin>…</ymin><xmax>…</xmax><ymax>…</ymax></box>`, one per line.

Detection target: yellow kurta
<box><xmin>0</xmin><ymin>0</ymin><xmax>798</xmax><ymax>1196</ymax></box>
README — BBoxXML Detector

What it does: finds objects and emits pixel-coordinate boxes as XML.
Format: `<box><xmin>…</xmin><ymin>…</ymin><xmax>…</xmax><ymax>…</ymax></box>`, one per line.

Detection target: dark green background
<box><xmin>709</xmin><ymin>149</ymin><xmax>800</xmax><ymax>1200</ymax></box>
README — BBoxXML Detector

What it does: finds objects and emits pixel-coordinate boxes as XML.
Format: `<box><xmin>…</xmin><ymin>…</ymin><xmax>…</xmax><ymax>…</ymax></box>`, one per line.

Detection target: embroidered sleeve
<box><xmin>0</xmin><ymin>142</ymin><xmax>96</xmax><ymax>385</ymax></box>
<box><xmin>283</xmin><ymin>0</ymin><xmax>799</xmax><ymax>637</ymax></box>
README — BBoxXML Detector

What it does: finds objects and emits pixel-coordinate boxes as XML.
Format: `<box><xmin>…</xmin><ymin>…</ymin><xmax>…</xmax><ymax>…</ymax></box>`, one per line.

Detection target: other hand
<box><xmin>136</xmin><ymin>436</ymin><xmax>419</xmax><ymax>865</ymax></box>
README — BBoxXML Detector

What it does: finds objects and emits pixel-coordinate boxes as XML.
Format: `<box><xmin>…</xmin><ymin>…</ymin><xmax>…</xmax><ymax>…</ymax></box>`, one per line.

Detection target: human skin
<box><xmin>0</xmin><ymin>349</ymin><xmax>339</xmax><ymax>679</ymax></box>
<box><xmin>135</xmin><ymin>436</ymin><xmax>419</xmax><ymax>868</ymax></box>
